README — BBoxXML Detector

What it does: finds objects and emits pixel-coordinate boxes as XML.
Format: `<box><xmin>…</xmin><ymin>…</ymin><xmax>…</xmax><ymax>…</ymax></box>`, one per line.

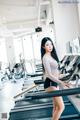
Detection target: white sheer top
<box><xmin>42</xmin><ymin>54</ymin><xmax>60</xmax><ymax>84</ymax></box>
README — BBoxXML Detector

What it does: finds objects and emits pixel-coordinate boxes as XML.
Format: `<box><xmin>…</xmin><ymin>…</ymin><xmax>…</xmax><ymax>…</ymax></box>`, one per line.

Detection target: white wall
<box><xmin>52</xmin><ymin>0</ymin><xmax>80</xmax><ymax>60</ymax></box>
<box><xmin>78</xmin><ymin>3</ymin><xmax>80</xmax><ymax>24</ymax></box>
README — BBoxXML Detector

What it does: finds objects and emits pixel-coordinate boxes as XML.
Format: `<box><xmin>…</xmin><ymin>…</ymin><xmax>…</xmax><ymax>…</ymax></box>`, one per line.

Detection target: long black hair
<box><xmin>41</xmin><ymin>37</ymin><xmax>59</xmax><ymax>63</ymax></box>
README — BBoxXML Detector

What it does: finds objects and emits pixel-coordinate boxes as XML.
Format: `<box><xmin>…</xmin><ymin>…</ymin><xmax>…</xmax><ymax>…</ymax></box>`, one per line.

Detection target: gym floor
<box><xmin>0</xmin><ymin>79</ymin><xmax>24</xmax><ymax>119</ymax></box>
<box><xmin>0</xmin><ymin>79</ymin><xmax>80</xmax><ymax>120</ymax></box>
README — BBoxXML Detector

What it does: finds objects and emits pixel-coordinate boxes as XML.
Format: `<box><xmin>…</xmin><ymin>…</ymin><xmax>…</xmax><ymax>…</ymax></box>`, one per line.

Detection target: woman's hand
<box><xmin>60</xmin><ymin>81</ymin><xmax>71</xmax><ymax>88</ymax></box>
<box><xmin>59</xmin><ymin>74</ymin><xmax>64</xmax><ymax>78</ymax></box>
<box><xmin>59</xmin><ymin>73</ymin><xmax>69</xmax><ymax>79</ymax></box>
<box><xmin>64</xmin><ymin>81</ymin><xmax>71</xmax><ymax>88</ymax></box>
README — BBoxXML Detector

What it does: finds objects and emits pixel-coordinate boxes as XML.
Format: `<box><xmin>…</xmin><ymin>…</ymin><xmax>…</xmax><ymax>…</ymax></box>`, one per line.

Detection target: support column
<box><xmin>5</xmin><ymin>36</ymin><xmax>16</xmax><ymax>69</ymax></box>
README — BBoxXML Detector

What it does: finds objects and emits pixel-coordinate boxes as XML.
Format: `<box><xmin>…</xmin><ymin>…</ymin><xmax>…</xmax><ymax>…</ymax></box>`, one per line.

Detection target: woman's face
<box><xmin>43</xmin><ymin>40</ymin><xmax>53</xmax><ymax>53</ymax></box>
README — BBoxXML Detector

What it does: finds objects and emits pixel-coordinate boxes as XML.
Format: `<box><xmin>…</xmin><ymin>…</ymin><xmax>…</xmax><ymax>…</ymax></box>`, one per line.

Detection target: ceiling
<box><xmin>0</xmin><ymin>0</ymin><xmax>53</xmax><ymax>37</ymax></box>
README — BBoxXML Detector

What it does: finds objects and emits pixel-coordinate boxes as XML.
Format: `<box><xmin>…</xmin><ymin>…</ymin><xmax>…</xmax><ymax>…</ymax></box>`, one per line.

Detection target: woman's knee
<box><xmin>61</xmin><ymin>102</ymin><xmax>65</xmax><ymax>111</ymax></box>
<box><xmin>57</xmin><ymin>102</ymin><xmax>65</xmax><ymax>112</ymax></box>
<box><xmin>54</xmin><ymin>97</ymin><xmax>65</xmax><ymax>112</ymax></box>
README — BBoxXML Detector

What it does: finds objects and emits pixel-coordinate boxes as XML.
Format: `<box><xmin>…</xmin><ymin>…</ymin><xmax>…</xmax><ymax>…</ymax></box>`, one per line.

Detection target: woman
<box><xmin>41</xmin><ymin>37</ymin><xmax>69</xmax><ymax>120</ymax></box>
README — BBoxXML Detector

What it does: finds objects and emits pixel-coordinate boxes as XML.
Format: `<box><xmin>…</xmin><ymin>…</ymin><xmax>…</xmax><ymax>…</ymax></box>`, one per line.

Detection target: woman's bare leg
<box><xmin>53</xmin><ymin>98</ymin><xmax>56</xmax><ymax>112</ymax></box>
<box><xmin>46</xmin><ymin>86</ymin><xmax>65</xmax><ymax>120</ymax></box>
<box><xmin>52</xmin><ymin>96</ymin><xmax>65</xmax><ymax>120</ymax></box>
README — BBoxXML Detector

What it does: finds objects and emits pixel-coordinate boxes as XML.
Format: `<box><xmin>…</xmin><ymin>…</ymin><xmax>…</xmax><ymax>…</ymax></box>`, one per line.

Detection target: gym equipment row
<box><xmin>9</xmin><ymin>87</ymin><xmax>80</xmax><ymax>120</ymax></box>
<box><xmin>9</xmin><ymin>55</ymin><xmax>80</xmax><ymax>120</ymax></box>
<box><xmin>59</xmin><ymin>55</ymin><xmax>80</xmax><ymax>87</ymax></box>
